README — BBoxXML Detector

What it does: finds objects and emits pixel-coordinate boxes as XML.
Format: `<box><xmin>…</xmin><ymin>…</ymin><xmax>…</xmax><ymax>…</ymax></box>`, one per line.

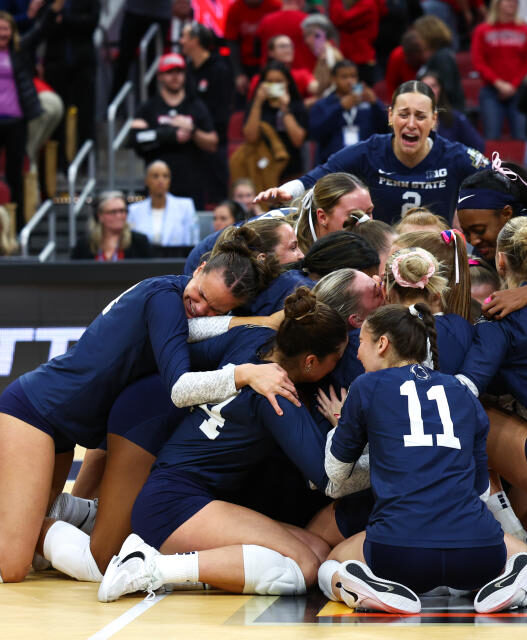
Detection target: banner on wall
<box><xmin>192</xmin><ymin>0</ymin><xmax>232</xmax><ymax>36</ymax></box>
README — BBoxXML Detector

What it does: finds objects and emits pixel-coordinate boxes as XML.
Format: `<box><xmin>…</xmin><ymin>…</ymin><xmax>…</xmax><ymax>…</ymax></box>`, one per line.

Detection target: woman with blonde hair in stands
<box><xmin>294</xmin><ymin>173</ymin><xmax>373</xmax><ymax>255</ymax></box>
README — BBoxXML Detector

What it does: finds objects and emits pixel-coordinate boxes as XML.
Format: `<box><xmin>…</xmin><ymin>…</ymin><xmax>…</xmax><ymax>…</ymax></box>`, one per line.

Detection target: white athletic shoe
<box><xmin>98</xmin><ymin>534</ymin><xmax>163</xmax><ymax>602</ymax></box>
<box><xmin>48</xmin><ymin>493</ymin><xmax>99</xmax><ymax>534</ymax></box>
<box><xmin>474</xmin><ymin>553</ymin><xmax>527</xmax><ymax>613</ymax></box>
<box><xmin>336</xmin><ymin>560</ymin><xmax>421</xmax><ymax>614</ymax></box>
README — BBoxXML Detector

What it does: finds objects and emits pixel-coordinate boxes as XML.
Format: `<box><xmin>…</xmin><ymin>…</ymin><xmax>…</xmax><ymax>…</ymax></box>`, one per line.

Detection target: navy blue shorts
<box><xmin>0</xmin><ymin>379</ymin><xmax>75</xmax><ymax>454</ymax></box>
<box><xmin>107</xmin><ymin>375</ymin><xmax>185</xmax><ymax>456</ymax></box>
<box><xmin>335</xmin><ymin>489</ymin><xmax>375</xmax><ymax>538</ymax></box>
<box><xmin>132</xmin><ymin>467</ymin><xmax>215</xmax><ymax>550</ymax></box>
<box><xmin>363</xmin><ymin>540</ymin><xmax>507</xmax><ymax>593</ymax></box>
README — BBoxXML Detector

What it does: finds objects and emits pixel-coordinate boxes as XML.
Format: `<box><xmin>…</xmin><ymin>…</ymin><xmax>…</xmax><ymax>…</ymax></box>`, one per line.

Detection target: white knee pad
<box><xmin>318</xmin><ymin>559</ymin><xmax>340</xmax><ymax>601</ymax></box>
<box><xmin>43</xmin><ymin>521</ymin><xmax>103</xmax><ymax>582</ymax></box>
<box><xmin>242</xmin><ymin>545</ymin><xmax>306</xmax><ymax>596</ymax></box>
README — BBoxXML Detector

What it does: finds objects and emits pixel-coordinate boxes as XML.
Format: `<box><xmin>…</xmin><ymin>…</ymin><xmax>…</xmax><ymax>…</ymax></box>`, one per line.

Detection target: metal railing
<box><xmin>107</xmin><ymin>81</ymin><xmax>134</xmax><ymax>191</ymax></box>
<box><xmin>68</xmin><ymin>139</ymin><xmax>96</xmax><ymax>248</ymax></box>
<box><xmin>19</xmin><ymin>199</ymin><xmax>56</xmax><ymax>261</ymax></box>
<box><xmin>139</xmin><ymin>23</ymin><xmax>162</xmax><ymax>104</ymax></box>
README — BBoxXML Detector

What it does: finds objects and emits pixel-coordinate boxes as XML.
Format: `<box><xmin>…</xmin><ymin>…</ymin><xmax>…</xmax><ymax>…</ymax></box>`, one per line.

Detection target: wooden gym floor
<box><xmin>5</xmin><ymin>451</ymin><xmax>527</xmax><ymax>639</ymax></box>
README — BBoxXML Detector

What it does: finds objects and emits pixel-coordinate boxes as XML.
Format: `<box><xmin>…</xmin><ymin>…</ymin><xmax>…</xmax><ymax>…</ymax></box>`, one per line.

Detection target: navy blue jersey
<box><xmin>331</xmin><ymin>365</ymin><xmax>502</xmax><ymax>548</ymax></box>
<box><xmin>436</xmin><ymin>314</ymin><xmax>474</xmax><ymax>374</ymax></box>
<box><xmin>237</xmin><ymin>270</ymin><xmax>314</xmax><ymax>316</ymax></box>
<box><xmin>458</xmin><ymin>304</ymin><xmax>527</xmax><ymax>407</ymax></box>
<box><xmin>299</xmin><ymin>133</ymin><xmax>488</xmax><ymax>224</ymax></box>
<box><xmin>329</xmin><ymin>329</ymin><xmax>364</xmax><ymax>390</ymax></box>
<box><xmin>19</xmin><ymin>276</ymin><xmax>191</xmax><ymax>448</ymax></box>
<box><xmin>156</xmin><ymin>325</ymin><xmax>327</xmax><ymax>494</ymax></box>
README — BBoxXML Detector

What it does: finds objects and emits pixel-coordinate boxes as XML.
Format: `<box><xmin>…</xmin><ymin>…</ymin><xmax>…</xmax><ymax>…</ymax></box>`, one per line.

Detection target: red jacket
<box><xmin>471</xmin><ymin>22</ymin><xmax>527</xmax><ymax>87</ymax></box>
<box><xmin>257</xmin><ymin>9</ymin><xmax>316</xmax><ymax>70</ymax></box>
<box><xmin>384</xmin><ymin>45</ymin><xmax>417</xmax><ymax>98</ymax></box>
<box><xmin>329</xmin><ymin>0</ymin><xmax>379</xmax><ymax>64</ymax></box>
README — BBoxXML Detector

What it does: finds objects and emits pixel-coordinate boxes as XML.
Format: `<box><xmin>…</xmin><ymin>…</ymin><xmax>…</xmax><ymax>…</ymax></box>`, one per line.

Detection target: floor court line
<box><xmin>87</xmin><ymin>593</ymin><xmax>167</xmax><ymax>640</ymax></box>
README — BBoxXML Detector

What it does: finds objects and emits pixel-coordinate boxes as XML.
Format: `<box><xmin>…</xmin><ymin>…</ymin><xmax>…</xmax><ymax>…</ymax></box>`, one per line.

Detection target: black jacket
<box><xmin>71</xmin><ymin>231</ymin><xmax>153</xmax><ymax>260</ymax></box>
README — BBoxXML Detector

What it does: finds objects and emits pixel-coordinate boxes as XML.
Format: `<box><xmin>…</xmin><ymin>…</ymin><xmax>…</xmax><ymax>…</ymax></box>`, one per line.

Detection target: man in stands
<box><xmin>130</xmin><ymin>53</ymin><xmax>218</xmax><ymax>210</ymax></box>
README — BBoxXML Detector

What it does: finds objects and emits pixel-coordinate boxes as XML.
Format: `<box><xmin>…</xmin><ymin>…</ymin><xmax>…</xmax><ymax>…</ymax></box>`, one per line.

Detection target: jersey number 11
<box><xmin>400</xmin><ymin>380</ymin><xmax>461</xmax><ymax>449</ymax></box>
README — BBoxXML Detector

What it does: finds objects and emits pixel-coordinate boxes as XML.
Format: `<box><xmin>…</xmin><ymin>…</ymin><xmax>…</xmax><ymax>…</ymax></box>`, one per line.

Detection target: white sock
<box><xmin>153</xmin><ymin>551</ymin><xmax>199</xmax><ymax>585</ymax></box>
<box><xmin>318</xmin><ymin>560</ymin><xmax>340</xmax><ymax>601</ymax></box>
<box><xmin>43</xmin><ymin>521</ymin><xmax>103</xmax><ymax>582</ymax></box>
<box><xmin>487</xmin><ymin>491</ymin><xmax>527</xmax><ymax>541</ymax></box>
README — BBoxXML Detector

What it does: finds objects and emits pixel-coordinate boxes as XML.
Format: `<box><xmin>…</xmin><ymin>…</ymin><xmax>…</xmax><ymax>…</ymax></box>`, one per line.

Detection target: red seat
<box><xmin>484</xmin><ymin>140</ymin><xmax>526</xmax><ymax>165</ymax></box>
<box><xmin>0</xmin><ymin>178</ymin><xmax>11</xmax><ymax>204</ymax></box>
<box><xmin>462</xmin><ymin>76</ymin><xmax>483</xmax><ymax>111</ymax></box>
<box><xmin>456</xmin><ymin>51</ymin><xmax>474</xmax><ymax>78</ymax></box>
<box><xmin>373</xmin><ymin>79</ymin><xmax>389</xmax><ymax>105</ymax></box>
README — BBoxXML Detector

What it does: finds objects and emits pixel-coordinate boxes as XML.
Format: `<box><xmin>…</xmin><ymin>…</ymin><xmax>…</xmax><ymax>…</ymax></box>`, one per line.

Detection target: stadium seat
<box><xmin>373</xmin><ymin>79</ymin><xmax>389</xmax><ymax>105</ymax></box>
<box><xmin>227</xmin><ymin>111</ymin><xmax>245</xmax><ymax>158</ymax></box>
<box><xmin>462</xmin><ymin>76</ymin><xmax>483</xmax><ymax>112</ymax></box>
<box><xmin>484</xmin><ymin>140</ymin><xmax>527</xmax><ymax>164</ymax></box>
<box><xmin>455</xmin><ymin>51</ymin><xmax>475</xmax><ymax>78</ymax></box>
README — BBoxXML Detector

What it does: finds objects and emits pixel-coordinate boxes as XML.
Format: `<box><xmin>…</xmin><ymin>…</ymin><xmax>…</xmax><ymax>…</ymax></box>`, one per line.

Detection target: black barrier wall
<box><xmin>0</xmin><ymin>260</ymin><xmax>186</xmax><ymax>391</ymax></box>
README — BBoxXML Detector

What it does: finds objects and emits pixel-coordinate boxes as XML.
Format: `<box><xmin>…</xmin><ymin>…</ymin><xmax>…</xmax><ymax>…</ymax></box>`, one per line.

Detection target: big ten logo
<box><xmin>425</xmin><ymin>168</ymin><xmax>447</xmax><ymax>179</ymax></box>
<box><xmin>0</xmin><ymin>327</ymin><xmax>86</xmax><ymax>376</ymax></box>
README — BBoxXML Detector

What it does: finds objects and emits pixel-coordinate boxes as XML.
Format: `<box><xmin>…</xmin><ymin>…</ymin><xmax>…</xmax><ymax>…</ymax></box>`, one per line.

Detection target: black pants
<box><xmin>0</xmin><ymin>118</ymin><xmax>27</xmax><ymax>231</ymax></box>
<box><xmin>110</xmin><ymin>12</ymin><xmax>170</xmax><ymax>101</ymax></box>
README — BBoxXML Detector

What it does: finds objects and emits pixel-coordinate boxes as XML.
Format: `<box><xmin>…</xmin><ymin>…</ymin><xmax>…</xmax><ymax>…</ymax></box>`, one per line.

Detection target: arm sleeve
<box><xmin>457</xmin><ymin>320</ymin><xmax>510</xmax><ymax>395</ymax></box>
<box><xmin>171</xmin><ymin>365</ymin><xmax>237</xmax><ymax>407</ymax></box>
<box><xmin>187</xmin><ymin>316</ymin><xmax>232</xmax><ymax>343</ymax></box>
<box><xmin>256</xmin><ymin>395</ymin><xmax>328</xmax><ymax>490</ymax></box>
<box><xmin>130</xmin><ymin>125</ymin><xmax>179</xmax><ymax>156</ymax></box>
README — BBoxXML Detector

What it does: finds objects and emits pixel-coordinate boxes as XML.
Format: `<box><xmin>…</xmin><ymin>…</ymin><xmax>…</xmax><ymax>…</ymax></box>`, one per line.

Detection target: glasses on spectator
<box><xmin>102</xmin><ymin>208</ymin><xmax>127</xmax><ymax>215</ymax></box>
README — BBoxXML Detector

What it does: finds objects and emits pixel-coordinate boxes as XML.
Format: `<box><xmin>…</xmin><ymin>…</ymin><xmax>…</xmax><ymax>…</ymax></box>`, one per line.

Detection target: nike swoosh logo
<box><xmin>378</xmin><ymin>169</ymin><xmax>394</xmax><ymax>175</ymax></box>
<box><xmin>119</xmin><ymin>551</ymin><xmax>145</xmax><ymax>566</ymax></box>
<box><xmin>367</xmin><ymin>579</ymin><xmax>395</xmax><ymax>592</ymax></box>
<box><xmin>458</xmin><ymin>194</ymin><xmax>475</xmax><ymax>204</ymax></box>
<box><xmin>494</xmin><ymin>572</ymin><xmax>518</xmax><ymax>588</ymax></box>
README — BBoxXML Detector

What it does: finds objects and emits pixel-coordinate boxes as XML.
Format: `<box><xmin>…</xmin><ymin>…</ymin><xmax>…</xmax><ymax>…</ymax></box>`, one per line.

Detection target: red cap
<box><xmin>158</xmin><ymin>53</ymin><xmax>186</xmax><ymax>72</ymax></box>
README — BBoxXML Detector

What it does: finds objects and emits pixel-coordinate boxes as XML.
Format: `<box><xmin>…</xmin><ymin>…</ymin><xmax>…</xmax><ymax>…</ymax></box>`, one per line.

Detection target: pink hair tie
<box><xmin>391</xmin><ymin>249</ymin><xmax>436</xmax><ymax>289</ymax></box>
<box><xmin>468</xmin><ymin>258</ymin><xmax>481</xmax><ymax>266</ymax></box>
<box><xmin>484</xmin><ymin>296</ymin><xmax>493</xmax><ymax>304</ymax></box>
<box><xmin>492</xmin><ymin>151</ymin><xmax>527</xmax><ymax>187</ymax></box>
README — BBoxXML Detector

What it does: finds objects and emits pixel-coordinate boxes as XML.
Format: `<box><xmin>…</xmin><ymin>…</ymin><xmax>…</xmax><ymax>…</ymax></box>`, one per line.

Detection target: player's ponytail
<box><xmin>365</xmin><ymin>303</ymin><xmax>439</xmax><ymax>369</ymax></box>
<box><xmin>496</xmin><ymin>217</ymin><xmax>527</xmax><ymax>288</ymax></box>
<box><xmin>204</xmin><ymin>226</ymin><xmax>280</xmax><ymax>302</ymax></box>
<box><xmin>276</xmin><ymin>287</ymin><xmax>347</xmax><ymax>361</ymax></box>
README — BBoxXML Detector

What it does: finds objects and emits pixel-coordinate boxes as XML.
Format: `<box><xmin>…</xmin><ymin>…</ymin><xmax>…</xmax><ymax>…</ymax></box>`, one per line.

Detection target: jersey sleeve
<box><xmin>144</xmin><ymin>287</ymin><xmax>191</xmax><ymax>394</ymax></box>
<box><xmin>255</xmin><ymin>395</ymin><xmax>328</xmax><ymax>490</ymax></box>
<box><xmin>457</xmin><ymin>320</ymin><xmax>510</xmax><ymax>396</ymax></box>
<box><xmin>299</xmin><ymin>143</ymin><xmax>363</xmax><ymax>190</ymax></box>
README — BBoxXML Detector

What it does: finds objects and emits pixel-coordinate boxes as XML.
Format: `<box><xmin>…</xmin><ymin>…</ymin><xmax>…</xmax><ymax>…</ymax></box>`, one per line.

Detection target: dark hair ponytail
<box><xmin>276</xmin><ymin>287</ymin><xmax>347</xmax><ymax>361</ymax></box>
<box><xmin>365</xmin><ymin>302</ymin><xmax>439</xmax><ymax>369</ymax></box>
<box><xmin>204</xmin><ymin>226</ymin><xmax>281</xmax><ymax>302</ymax></box>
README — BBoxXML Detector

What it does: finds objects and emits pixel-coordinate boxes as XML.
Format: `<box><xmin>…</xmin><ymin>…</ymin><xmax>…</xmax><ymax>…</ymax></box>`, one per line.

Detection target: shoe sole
<box><xmin>474</xmin><ymin>554</ymin><xmax>527</xmax><ymax>613</ymax></box>
<box><xmin>339</xmin><ymin>561</ymin><xmax>421</xmax><ymax>614</ymax></box>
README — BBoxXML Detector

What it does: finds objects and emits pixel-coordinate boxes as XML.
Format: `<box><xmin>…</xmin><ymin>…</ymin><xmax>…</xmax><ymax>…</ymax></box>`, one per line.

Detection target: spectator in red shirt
<box><xmin>329</xmin><ymin>0</ymin><xmax>380</xmax><ymax>86</ymax></box>
<box><xmin>224</xmin><ymin>0</ymin><xmax>281</xmax><ymax>98</ymax></box>
<box><xmin>256</xmin><ymin>0</ymin><xmax>315</xmax><ymax>71</ymax></box>
<box><xmin>471</xmin><ymin>0</ymin><xmax>527</xmax><ymax>139</ymax></box>
<box><xmin>248</xmin><ymin>35</ymin><xmax>319</xmax><ymax>104</ymax></box>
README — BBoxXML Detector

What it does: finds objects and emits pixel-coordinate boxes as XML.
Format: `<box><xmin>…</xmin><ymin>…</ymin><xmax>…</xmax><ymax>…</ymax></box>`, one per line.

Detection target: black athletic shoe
<box><xmin>337</xmin><ymin>560</ymin><xmax>421</xmax><ymax>614</ymax></box>
<box><xmin>474</xmin><ymin>552</ymin><xmax>527</xmax><ymax>613</ymax></box>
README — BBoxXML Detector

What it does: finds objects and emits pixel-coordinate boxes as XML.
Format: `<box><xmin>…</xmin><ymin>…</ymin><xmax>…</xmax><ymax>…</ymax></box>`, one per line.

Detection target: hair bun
<box><xmin>283</xmin><ymin>286</ymin><xmax>317</xmax><ymax>321</ymax></box>
<box><xmin>215</xmin><ymin>225</ymin><xmax>262</xmax><ymax>258</ymax></box>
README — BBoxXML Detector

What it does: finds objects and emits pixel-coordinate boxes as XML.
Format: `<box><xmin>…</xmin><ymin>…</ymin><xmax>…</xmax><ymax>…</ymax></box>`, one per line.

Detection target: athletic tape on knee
<box><xmin>242</xmin><ymin>545</ymin><xmax>306</xmax><ymax>595</ymax></box>
<box><xmin>318</xmin><ymin>559</ymin><xmax>340</xmax><ymax>601</ymax></box>
<box><xmin>43</xmin><ymin>521</ymin><xmax>103</xmax><ymax>582</ymax></box>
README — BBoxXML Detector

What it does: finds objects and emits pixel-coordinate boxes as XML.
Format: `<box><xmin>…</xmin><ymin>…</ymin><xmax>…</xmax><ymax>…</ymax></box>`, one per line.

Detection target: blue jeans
<box><xmin>480</xmin><ymin>85</ymin><xmax>527</xmax><ymax>140</ymax></box>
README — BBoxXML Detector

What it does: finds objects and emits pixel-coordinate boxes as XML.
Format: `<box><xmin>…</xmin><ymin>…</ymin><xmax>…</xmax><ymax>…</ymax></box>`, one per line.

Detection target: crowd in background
<box><xmin>0</xmin><ymin>0</ymin><xmax>526</xmax><ymax>256</ymax></box>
